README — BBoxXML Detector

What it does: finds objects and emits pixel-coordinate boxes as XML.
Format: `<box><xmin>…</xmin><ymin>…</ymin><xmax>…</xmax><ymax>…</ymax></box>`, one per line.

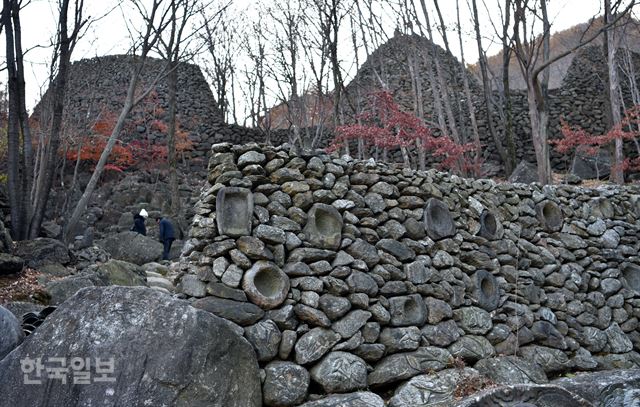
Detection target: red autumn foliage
<box><xmin>328</xmin><ymin>91</ymin><xmax>476</xmax><ymax>174</ymax></box>
<box><xmin>550</xmin><ymin>105</ymin><xmax>640</xmax><ymax>174</ymax></box>
<box><xmin>61</xmin><ymin>91</ymin><xmax>193</xmax><ymax>172</ymax></box>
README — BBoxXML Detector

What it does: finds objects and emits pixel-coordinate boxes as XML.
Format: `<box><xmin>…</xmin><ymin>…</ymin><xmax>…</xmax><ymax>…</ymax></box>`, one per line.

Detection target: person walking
<box><xmin>157</xmin><ymin>216</ymin><xmax>175</xmax><ymax>260</ymax></box>
<box><xmin>131</xmin><ymin>209</ymin><xmax>148</xmax><ymax>236</ymax></box>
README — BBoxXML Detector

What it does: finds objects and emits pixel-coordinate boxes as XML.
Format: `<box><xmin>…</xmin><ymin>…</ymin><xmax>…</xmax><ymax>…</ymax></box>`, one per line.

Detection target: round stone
<box><xmin>423</xmin><ymin>198</ymin><xmax>456</xmax><ymax>240</ymax></box>
<box><xmin>242</xmin><ymin>261</ymin><xmax>290</xmax><ymax>309</ymax></box>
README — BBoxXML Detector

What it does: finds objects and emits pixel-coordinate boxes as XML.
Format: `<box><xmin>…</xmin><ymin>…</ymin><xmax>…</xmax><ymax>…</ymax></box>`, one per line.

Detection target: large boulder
<box><xmin>571</xmin><ymin>150</ymin><xmax>611</xmax><ymax>180</ymax></box>
<box><xmin>0</xmin><ymin>253</ymin><xmax>24</xmax><ymax>275</ymax></box>
<box><xmin>94</xmin><ymin>259</ymin><xmax>147</xmax><ymax>286</ymax></box>
<box><xmin>96</xmin><ymin>231</ymin><xmax>163</xmax><ymax>265</ymax></box>
<box><xmin>554</xmin><ymin>369</ymin><xmax>640</xmax><ymax>406</ymax></box>
<box><xmin>0</xmin><ymin>305</ymin><xmax>24</xmax><ymax>360</ymax></box>
<box><xmin>0</xmin><ymin>219</ymin><xmax>13</xmax><ymax>253</ymax></box>
<box><xmin>508</xmin><ymin>161</ymin><xmax>538</xmax><ymax>184</ymax></box>
<box><xmin>0</xmin><ymin>286</ymin><xmax>262</xmax><ymax>406</ymax></box>
<box><xmin>454</xmin><ymin>384</ymin><xmax>592</xmax><ymax>406</ymax></box>
<box><xmin>14</xmin><ymin>238</ymin><xmax>70</xmax><ymax>268</ymax></box>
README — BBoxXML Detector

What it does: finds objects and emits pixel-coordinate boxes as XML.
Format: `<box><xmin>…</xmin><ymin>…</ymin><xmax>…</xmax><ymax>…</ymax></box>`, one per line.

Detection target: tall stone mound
<box><xmin>31</xmin><ymin>55</ymin><xmax>273</xmax><ymax>162</ymax></box>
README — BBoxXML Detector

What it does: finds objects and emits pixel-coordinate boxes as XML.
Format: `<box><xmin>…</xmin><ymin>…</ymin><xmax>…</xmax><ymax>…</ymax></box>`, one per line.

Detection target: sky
<box><xmin>4</xmin><ymin>0</ymin><xmax>617</xmax><ymax>116</ymax></box>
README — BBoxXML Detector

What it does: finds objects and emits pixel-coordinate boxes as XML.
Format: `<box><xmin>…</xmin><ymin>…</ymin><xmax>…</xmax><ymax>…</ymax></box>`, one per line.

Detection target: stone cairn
<box><xmin>178</xmin><ymin>142</ymin><xmax>640</xmax><ymax>405</ymax></box>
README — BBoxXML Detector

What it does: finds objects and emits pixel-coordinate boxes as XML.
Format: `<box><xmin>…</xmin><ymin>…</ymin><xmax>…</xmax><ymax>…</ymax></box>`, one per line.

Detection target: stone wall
<box><xmin>177</xmin><ymin>143</ymin><xmax>640</xmax><ymax>405</ymax></box>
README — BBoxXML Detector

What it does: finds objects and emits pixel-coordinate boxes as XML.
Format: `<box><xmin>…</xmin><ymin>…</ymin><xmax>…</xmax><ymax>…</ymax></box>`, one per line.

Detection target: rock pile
<box><xmin>178</xmin><ymin>142</ymin><xmax>640</xmax><ymax>404</ymax></box>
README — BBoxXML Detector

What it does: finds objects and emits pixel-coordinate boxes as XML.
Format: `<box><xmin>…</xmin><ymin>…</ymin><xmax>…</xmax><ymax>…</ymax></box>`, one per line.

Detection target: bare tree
<box><xmin>512</xmin><ymin>0</ymin><xmax>636</xmax><ymax>184</ymax></box>
<box><xmin>604</xmin><ymin>0</ymin><xmax>624</xmax><ymax>183</ymax></box>
<box><xmin>64</xmin><ymin>0</ymin><xmax>173</xmax><ymax>240</ymax></box>
<box><xmin>29</xmin><ymin>0</ymin><xmax>88</xmax><ymax>238</ymax></box>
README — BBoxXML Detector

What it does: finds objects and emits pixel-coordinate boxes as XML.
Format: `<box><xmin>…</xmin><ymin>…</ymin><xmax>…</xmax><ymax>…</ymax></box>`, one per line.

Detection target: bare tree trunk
<box><xmin>605</xmin><ymin>0</ymin><xmax>624</xmax><ymax>183</ymax></box>
<box><xmin>29</xmin><ymin>0</ymin><xmax>73</xmax><ymax>238</ymax></box>
<box><xmin>471</xmin><ymin>0</ymin><xmax>510</xmax><ymax>172</ymax></box>
<box><xmin>455</xmin><ymin>0</ymin><xmax>481</xmax><ymax>169</ymax></box>
<box><xmin>167</xmin><ymin>60</ymin><xmax>181</xmax><ymax>216</ymax></box>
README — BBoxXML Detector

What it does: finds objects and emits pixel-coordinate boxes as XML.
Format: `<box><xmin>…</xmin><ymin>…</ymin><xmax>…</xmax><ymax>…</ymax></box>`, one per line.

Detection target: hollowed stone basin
<box><xmin>243</xmin><ymin>261</ymin><xmax>290</xmax><ymax>310</ymax></box>
<box><xmin>216</xmin><ymin>187</ymin><xmax>254</xmax><ymax>237</ymax></box>
<box><xmin>423</xmin><ymin>198</ymin><xmax>456</xmax><ymax>240</ymax></box>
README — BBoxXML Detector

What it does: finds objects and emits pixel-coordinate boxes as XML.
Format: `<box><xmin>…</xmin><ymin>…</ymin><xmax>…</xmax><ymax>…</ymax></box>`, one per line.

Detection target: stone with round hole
<box><xmin>478</xmin><ymin>210</ymin><xmax>501</xmax><ymax>240</ymax></box>
<box><xmin>304</xmin><ymin>203</ymin><xmax>343</xmax><ymax>250</ymax></box>
<box><xmin>388</xmin><ymin>294</ymin><xmax>427</xmax><ymax>327</ymax></box>
<box><xmin>471</xmin><ymin>270</ymin><xmax>500</xmax><ymax>311</ymax></box>
<box><xmin>535</xmin><ymin>200</ymin><xmax>563</xmax><ymax>232</ymax></box>
<box><xmin>216</xmin><ymin>187</ymin><xmax>254</xmax><ymax>237</ymax></box>
<box><xmin>423</xmin><ymin>198</ymin><xmax>456</xmax><ymax>240</ymax></box>
<box><xmin>243</xmin><ymin>261</ymin><xmax>290</xmax><ymax>310</ymax></box>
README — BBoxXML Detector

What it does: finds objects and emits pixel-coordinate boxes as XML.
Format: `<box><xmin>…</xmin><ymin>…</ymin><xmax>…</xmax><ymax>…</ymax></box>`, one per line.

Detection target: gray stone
<box><xmin>475</xmin><ymin>356</ymin><xmax>548</xmax><ymax>385</ymax></box>
<box><xmin>346</xmin><ymin>238</ymin><xmax>380</xmax><ymax>268</ymax></box>
<box><xmin>96</xmin><ymin>232</ymin><xmax>162</xmax><ymax>265</ymax></box>
<box><xmin>15</xmin><ymin>238</ymin><xmax>70</xmax><ymax>268</ymax></box>
<box><xmin>254</xmin><ymin>225</ymin><xmax>286</xmax><ymax>244</ymax></box>
<box><xmin>238</xmin><ymin>150</ymin><xmax>266</xmax><ymax>167</ymax></box>
<box><xmin>0</xmin><ymin>305</ymin><xmax>24</xmax><ymax>360</ymax></box>
<box><xmin>45</xmin><ymin>274</ymin><xmax>103</xmax><ymax>305</ymax></box>
<box><xmin>454</xmin><ymin>306</ymin><xmax>492</xmax><ymax>335</ymax></box>
<box><xmin>263</xmin><ymin>361</ymin><xmax>309</xmax><ymax>407</ymax></box>
<box><xmin>421</xmin><ymin>320</ymin><xmax>461</xmax><ymax>347</ymax></box>
<box><xmin>294</xmin><ymin>304</ymin><xmax>331</xmax><ymax>327</ymax></box>
<box><xmin>304</xmin><ymin>203</ymin><xmax>343</xmax><ymax>250</ymax></box>
<box><xmin>237</xmin><ymin>236</ymin><xmax>273</xmax><ymax>260</ymax></box>
<box><xmin>389</xmin><ymin>368</ymin><xmax>481</xmax><ymax>407</ymax></box>
<box><xmin>478</xmin><ymin>210</ymin><xmax>501</xmax><ymax>240</ymax></box>
<box><xmin>299</xmin><ymin>392</ymin><xmax>384</xmax><ymax>407</ymax></box>
<box><xmin>536</xmin><ymin>200</ymin><xmax>564</xmax><ymax>232</ymax></box>
<box><xmin>368</xmin><ymin>346</ymin><xmax>452</xmax><ymax>387</ymax></box>
<box><xmin>318</xmin><ymin>294</ymin><xmax>352</xmax><ymax>320</ymax></box>
<box><xmin>519</xmin><ymin>345</ymin><xmax>573</xmax><ymax>374</ymax></box>
<box><xmin>242</xmin><ymin>261</ymin><xmax>289</xmax><ymax>309</ymax></box>
<box><xmin>379</xmin><ymin>327</ymin><xmax>421</xmax><ymax>353</ymax></box>
<box><xmin>295</xmin><ymin>328</ymin><xmax>341</xmax><ymax>365</ymax></box>
<box><xmin>571</xmin><ymin>149</ymin><xmax>611</xmax><ymax>180</ymax></box>
<box><xmin>471</xmin><ymin>270</ymin><xmax>500</xmax><ymax>311</ymax></box>
<box><xmin>448</xmin><ymin>335</ymin><xmax>495</xmax><ymax>363</ymax></box>
<box><xmin>0</xmin><ymin>253</ymin><xmax>24</xmax><ymax>275</ymax></box>
<box><xmin>531</xmin><ymin>321</ymin><xmax>566</xmax><ymax>349</ymax></box>
<box><xmin>244</xmin><ymin>320</ymin><xmax>281</xmax><ymax>362</ymax></box>
<box><xmin>332</xmin><ymin>310</ymin><xmax>371</xmax><ymax>338</ymax></box>
<box><xmin>0</xmin><ymin>287</ymin><xmax>261</xmax><ymax>407</ymax></box>
<box><xmin>346</xmin><ymin>271</ymin><xmax>379</xmax><ymax>296</ymax></box>
<box><xmin>222</xmin><ymin>264</ymin><xmax>244</xmax><ymax>288</ymax></box>
<box><xmin>388</xmin><ymin>294</ymin><xmax>427</xmax><ymax>327</ymax></box>
<box><xmin>288</xmin><ymin>248</ymin><xmax>336</xmax><ymax>263</ymax></box>
<box><xmin>193</xmin><ymin>296</ymin><xmax>264</xmax><ymax>326</ymax></box>
<box><xmin>206</xmin><ymin>282</ymin><xmax>247</xmax><ymax>301</ymax></box>
<box><xmin>600</xmin><ymin>230</ymin><xmax>619</xmax><ymax>249</ymax></box>
<box><xmin>604</xmin><ymin>323</ymin><xmax>633</xmax><ymax>353</ymax></box>
<box><xmin>310</xmin><ymin>351</ymin><xmax>368</xmax><ymax>393</ymax></box>
<box><xmin>423</xmin><ymin>198</ymin><xmax>456</xmax><ymax>240</ymax></box>
<box><xmin>425</xmin><ymin>297</ymin><xmax>453</xmax><ymax>324</ymax></box>
<box><xmin>376</xmin><ymin>239</ymin><xmax>415</xmax><ymax>262</ymax></box>
<box><xmin>508</xmin><ymin>161</ymin><xmax>538</xmax><ymax>184</ymax></box>
<box><xmin>180</xmin><ymin>274</ymin><xmax>207</xmax><ymax>297</ymax></box>
<box><xmin>555</xmin><ymin>369</ymin><xmax>640</xmax><ymax>406</ymax></box>
<box><xmin>216</xmin><ymin>187</ymin><xmax>254</xmax><ymax>237</ymax></box>
<box><xmin>454</xmin><ymin>384</ymin><xmax>592</xmax><ymax>407</ymax></box>
<box><xmin>405</xmin><ymin>259</ymin><xmax>433</xmax><ymax>284</ymax></box>
<box><xmin>279</xmin><ymin>330</ymin><xmax>297</xmax><ymax>359</ymax></box>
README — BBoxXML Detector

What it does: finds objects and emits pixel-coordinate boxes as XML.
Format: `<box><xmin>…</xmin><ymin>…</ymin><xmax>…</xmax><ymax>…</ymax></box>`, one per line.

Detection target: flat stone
<box><xmin>193</xmin><ymin>296</ymin><xmax>264</xmax><ymax>326</ymax></box>
<box><xmin>368</xmin><ymin>346</ymin><xmax>452</xmax><ymax>387</ymax></box>
<box><xmin>389</xmin><ymin>368</ymin><xmax>481</xmax><ymax>407</ymax></box>
<box><xmin>299</xmin><ymin>392</ymin><xmax>384</xmax><ymax>407</ymax></box>
<box><xmin>388</xmin><ymin>294</ymin><xmax>427</xmax><ymax>327</ymax></box>
<box><xmin>294</xmin><ymin>304</ymin><xmax>331</xmax><ymax>327</ymax></box>
<box><xmin>376</xmin><ymin>239</ymin><xmax>415</xmax><ymax>262</ymax></box>
<box><xmin>448</xmin><ymin>335</ymin><xmax>495</xmax><ymax>363</ymax></box>
<box><xmin>310</xmin><ymin>351</ymin><xmax>368</xmax><ymax>393</ymax></box>
<box><xmin>263</xmin><ymin>361</ymin><xmax>309</xmax><ymax>407</ymax></box>
<box><xmin>295</xmin><ymin>328</ymin><xmax>341</xmax><ymax>365</ymax></box>
<box><xmin>453</xmin><ymin>307</ymin><xmax>492</xmax><ymax>335</ymax></box>
<box><xmin>244</xmin><ymin>320</ymin><xmax>281</xmax><ymax>362</ymax></box>
<box><xmin>332</xmin><ymin>310</ymin><xmax>372</xmax><ymax>339</ymax></box>
<box><xmin>379</xmin><ymin>327</ymin><xmax>421</xmax><ymax>354</ymax></box>
<box><xmin>474</xmin><ymin>356</ymin><xmax>548</xmax><ymax>385</ymax></box>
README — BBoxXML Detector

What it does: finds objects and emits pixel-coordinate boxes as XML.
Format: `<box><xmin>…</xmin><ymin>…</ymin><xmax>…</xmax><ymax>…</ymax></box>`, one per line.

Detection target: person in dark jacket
<box><xmin>157</xmin><ymin>216</ymin><xmax>175</xmax><ymax>260</ymax></box>
<box><xmin>131</xmin><ymin>209</ymin><xmax>148</xmax><ymax>236</ymax></box>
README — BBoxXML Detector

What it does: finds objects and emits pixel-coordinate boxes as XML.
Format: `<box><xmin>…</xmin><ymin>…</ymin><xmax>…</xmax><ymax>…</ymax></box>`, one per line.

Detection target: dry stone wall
<box><xmin>180</xmin><ymin>143</ymin><xmax>640</xmax><ymax>405</ymax></box>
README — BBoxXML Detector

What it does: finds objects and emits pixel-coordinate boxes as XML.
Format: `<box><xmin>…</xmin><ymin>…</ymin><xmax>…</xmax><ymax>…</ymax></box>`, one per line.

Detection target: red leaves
<box><xmin>551</xmin><ymin>105</ymin><xmax>640</xmax><ymax>174</ymax></box>
<box><xmin>329</xmin><ymin>91</ymin><xmax>476</xmax><ymax>173</ymax></box>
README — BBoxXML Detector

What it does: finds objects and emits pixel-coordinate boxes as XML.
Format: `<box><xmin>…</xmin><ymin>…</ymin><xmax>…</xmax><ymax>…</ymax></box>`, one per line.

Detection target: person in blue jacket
<box><xmin>157</xmin><ymin>216</ymin><xmax>175</xmax><ymax>260</ymax></box>
<box><xmin>131</xmin><ymin>209</ymin><xmax>148</xmax><ymax>236</ymax></box>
